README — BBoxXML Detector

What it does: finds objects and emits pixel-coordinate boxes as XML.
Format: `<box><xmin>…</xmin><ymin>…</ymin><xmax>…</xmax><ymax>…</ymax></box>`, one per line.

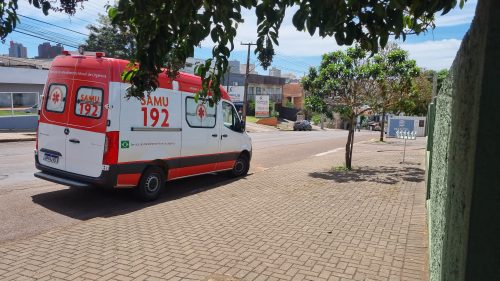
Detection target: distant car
<box><xmin>24</xmin><ymin>104</ymin><xmax>38</xmax><ymax>113</ymax></box>
<box><xmin>293</xmin><ymin>120</ymin><xmax>312</xmax><ymax>131</ymax></box>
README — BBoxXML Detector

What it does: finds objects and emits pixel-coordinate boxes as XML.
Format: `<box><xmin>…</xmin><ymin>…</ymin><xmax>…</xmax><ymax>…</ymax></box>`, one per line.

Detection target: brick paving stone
<box><xmin>0</xmin><ymin>138</ymin><xmax>428</xmax><ymax>281</ymax></box>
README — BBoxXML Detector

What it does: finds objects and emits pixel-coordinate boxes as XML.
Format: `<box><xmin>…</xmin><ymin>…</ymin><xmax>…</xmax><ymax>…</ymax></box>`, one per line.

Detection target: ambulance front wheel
<box><xmin>228</xmin><ymin>154</ymin><xmax>250</xmax><ymax>178</ymax></box>
<box><xmin>137</xmin><ymin>166</ymin><xmax>165</xmax><ymax>201</ymax></box>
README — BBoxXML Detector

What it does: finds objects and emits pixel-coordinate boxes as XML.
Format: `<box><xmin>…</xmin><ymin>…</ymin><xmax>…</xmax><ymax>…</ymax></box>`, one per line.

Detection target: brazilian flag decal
<box><xmin>121</xmin><ymin>140</ymin><xmax>130</xmax><ymax>149</ymax></box>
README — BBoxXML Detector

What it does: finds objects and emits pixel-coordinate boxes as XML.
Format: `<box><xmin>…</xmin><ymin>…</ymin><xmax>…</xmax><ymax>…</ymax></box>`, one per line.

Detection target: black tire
<box><xmin>136</xmin><ymin>166</ymin><xmax>165</xmax><ymax>201</ymax></box>
<box><xmin>228</xmin><ymin>154</ymin><xmax>250</xmax><ymax>178</ymax></box>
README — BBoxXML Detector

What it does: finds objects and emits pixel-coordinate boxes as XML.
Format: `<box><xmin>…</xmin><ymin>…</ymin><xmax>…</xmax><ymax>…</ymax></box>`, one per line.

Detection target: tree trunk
<box><xmin>379</xmin><ymin>110</ymin><xmax>386</xmax><ymax>142</ymax></box>
<box><xmin>345</xmin><ymin>116</ymin><xmax>355</xmax><ymax>169</ymax></box>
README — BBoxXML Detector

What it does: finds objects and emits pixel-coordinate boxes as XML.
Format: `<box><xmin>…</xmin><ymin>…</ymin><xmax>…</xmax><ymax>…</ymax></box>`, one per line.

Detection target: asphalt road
<box><xmin>0</xmin><ymin>130</ymin><xmax>378</xmax><ymax>242</ymax></box>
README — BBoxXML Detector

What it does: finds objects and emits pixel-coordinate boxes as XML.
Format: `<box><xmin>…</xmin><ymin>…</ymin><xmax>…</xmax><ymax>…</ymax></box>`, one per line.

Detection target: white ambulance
<box><xmin>34</xmin><ymin>52</ymin><xmax>252</xmax><ymax>201</ymax></box>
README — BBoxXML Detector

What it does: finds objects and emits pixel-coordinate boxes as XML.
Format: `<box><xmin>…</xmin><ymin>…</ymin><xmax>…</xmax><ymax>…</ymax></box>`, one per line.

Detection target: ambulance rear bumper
<box><xmin>35</xmin><ymin>155</ymin><xmax>117</xmax><ymax>188</ymax></box>
<box><xmin>34</xmin><ymin>172</ymin><xmax>94</xmax><ymax>188</ymax></box>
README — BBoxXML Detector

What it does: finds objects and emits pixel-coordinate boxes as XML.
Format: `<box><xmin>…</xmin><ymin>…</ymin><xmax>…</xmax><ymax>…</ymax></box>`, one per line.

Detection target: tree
<box><xmin>402</xmin><ymin>71</ymin><xmax>433</xmax><ymax>116</ymax></box>
<box><xmin>303</xmin><ymin>46</ymin><xmax>375</xmax><ymax>170</ymax></box>
<box><xmin>0</xmin><ymin>0</ymin><xmax>465</xmax><ymax>103</ymax></box>
<box><xmin>304</xmin><ymin>93</ymin><xmax>328</xmax><ymax>128</ymax></box>
<box><xmin>436</xmin><ymin>69</ymin><xmax>450</xmax><ymax>93</ymax></box>
<box><xmin>369</xmin><ymin>46</ymin><xmax>420</xmax><ymax>141</ymax></box>
<box><xmin>426</xmin><ymin>68</ymin><xmax>449</xmax><ymax>95</ymax></box>
<box><xmin>82</xmin><ymin>14</ymin><xmax>135</xmax><ymax>60</ymax></box>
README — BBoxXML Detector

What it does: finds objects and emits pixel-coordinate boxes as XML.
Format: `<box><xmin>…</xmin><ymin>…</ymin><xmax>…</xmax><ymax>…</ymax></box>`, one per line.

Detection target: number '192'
<box><xmin>141</xmin><ymin>107</ymin><xmax>169</xmax><ymax>127</ymax></box>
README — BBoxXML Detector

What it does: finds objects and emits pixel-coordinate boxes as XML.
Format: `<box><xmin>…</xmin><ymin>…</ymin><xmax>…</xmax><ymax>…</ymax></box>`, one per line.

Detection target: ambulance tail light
<box><xmin>35</xmin><ymin>122</ymin><xmax>39</xmax><ymax>151</ymax></box>
<box><xmin>103</xmin><ymin>131</ymin><xmax>119</xmax><ymax>165</ymax></box>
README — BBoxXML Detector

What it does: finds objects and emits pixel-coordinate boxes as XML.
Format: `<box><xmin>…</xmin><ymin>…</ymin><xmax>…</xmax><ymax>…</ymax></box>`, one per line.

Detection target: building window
<box><xmin>256</xmin><ymin>87</ymin><xmax>261</xmax><ymax>95</ymax></box>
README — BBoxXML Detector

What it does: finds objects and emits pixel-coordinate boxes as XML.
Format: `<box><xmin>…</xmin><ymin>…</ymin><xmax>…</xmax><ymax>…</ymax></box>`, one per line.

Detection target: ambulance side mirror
<box><xmin>238</xmin><ymin>120</ymin><xmax>245</xmax><ymax>132</ymax></box>
<box><xmin>233</xmin><ymin>120</ymin><xmax>244</xmax><ymax>132</ymax></box>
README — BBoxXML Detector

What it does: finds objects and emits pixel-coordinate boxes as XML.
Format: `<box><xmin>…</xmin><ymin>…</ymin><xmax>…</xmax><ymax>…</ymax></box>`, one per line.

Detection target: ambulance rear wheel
<box><xmin>228</xmin><ymin>154</ymin><xmax>249</xmax><ymax>178</ymax></box>
<box><xmin>137</xmin><ymin>166</ymin><xmax>165</xmax><ymax>201</ymax></box>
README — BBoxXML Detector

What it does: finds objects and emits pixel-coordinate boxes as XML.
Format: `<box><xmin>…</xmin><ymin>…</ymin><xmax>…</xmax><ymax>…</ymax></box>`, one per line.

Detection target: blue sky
<box><xmin>1</xmin><ymin>0</ymin><xmax>477</xmax><ymax>76</ymax></box>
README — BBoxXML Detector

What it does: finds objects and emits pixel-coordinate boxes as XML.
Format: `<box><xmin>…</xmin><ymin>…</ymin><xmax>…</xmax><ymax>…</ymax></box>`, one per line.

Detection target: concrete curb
<box><xmin>0</xmin><ymin>137</ymin><xmax>36</xmax><ymax>143</ymax></box>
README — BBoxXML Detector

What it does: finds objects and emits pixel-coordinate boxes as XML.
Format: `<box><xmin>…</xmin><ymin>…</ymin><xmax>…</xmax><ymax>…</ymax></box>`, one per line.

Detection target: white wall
<box><xmin>0</xmin><ymin>67</ymin><xmax>48</xmax><ymax>84</ymax></box>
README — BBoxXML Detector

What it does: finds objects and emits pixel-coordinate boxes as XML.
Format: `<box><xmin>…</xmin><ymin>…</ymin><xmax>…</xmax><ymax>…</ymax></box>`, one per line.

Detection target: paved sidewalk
<box><xmin>0</xmin><ymin>131</ymin><xmax>36</xmax><ymax>142</ymax></box>
<box><xmin>245</xmin><ymin>122</ymin><xmax>278</xmax><ymax>133</ymax></box>
<box><xmin>0</xmin><ymin>138</ymin><xmax>428</xmax><ymax>281</ymax></box>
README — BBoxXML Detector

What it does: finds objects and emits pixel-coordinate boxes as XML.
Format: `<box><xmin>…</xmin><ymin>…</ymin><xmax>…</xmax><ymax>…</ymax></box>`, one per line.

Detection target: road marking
<box><xmin>314</xmin><ymin>148</ymin><xmax>344</xmax><ymax>157</ymax></box>
<box><xmin>314</xmin><ymin>140</ymin><xmax>372</xmax><ymax>157</ymax></box>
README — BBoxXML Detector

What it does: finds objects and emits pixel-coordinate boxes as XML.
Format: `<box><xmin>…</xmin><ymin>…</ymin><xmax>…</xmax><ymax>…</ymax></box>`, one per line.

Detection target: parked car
<box><xmin>293</xmin><ymin>120</ymin><xmax>312</xmax><ymax>131</ymax></box>
<box><xmin>24</xmin><ymin>104</ymin><xmax>38</xmax><ymax>113</ymax></box>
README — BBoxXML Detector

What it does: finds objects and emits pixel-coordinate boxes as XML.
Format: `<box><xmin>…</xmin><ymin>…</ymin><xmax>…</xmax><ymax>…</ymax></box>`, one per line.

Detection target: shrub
<box><xmin>311</xmin><ymin>113</ymin><xmax>321</xmax><ymax>125</ymax></box>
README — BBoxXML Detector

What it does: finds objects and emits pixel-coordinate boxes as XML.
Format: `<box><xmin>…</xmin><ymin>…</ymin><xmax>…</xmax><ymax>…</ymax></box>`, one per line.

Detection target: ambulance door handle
<box><xmin>211</xmin><ymin>134</ymin><xmax>218</xmax><ymax>138</ymax></box>
<box><xmin>221</xmin><ymin>134</ymin><xmax>228</xmax><ymax>138</ymax></box>
<box><xmin>69</xmin><ymin>138</ymin><xmax>80</xmax><ymax>144</ymax></box>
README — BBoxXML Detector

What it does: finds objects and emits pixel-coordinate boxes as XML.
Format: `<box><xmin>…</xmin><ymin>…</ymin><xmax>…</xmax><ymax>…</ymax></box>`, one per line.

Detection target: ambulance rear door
<box><xmin>64</xmin><ymin>57</ymin><xmax>110</xmax><ymax>177</ymax></box>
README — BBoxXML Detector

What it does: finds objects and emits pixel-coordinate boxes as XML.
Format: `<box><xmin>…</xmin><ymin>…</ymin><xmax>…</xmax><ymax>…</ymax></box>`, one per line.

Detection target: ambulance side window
<box><xmin>74</xmin><ymin>87</ymin><xmax>103</xmax><ymax>118</ymax></box>
<box><xmin>222</xmin><ymin>102</ymin><xmax>240</xmax><ymax>131</ymax></box>
<box><xmin>185</xmin><ymin>97</ymin><xmax>216</xmax><ymax>128</ymax></box>
<box><xmin>45</xmin><ymin>84</ymin><xmax>67</xmax><ymax>113</ymax></box>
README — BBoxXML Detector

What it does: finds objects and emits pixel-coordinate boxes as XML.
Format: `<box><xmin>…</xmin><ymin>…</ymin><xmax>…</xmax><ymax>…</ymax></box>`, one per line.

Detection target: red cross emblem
<box><xmin>196</xmin><ymin>104</ymin><xmax>206</xmax><ymax>120</ymax></box>
<box><xmin>51</xmin><ymin>88</ymin><xmax>61</xmax><ymax>104</ymax></box>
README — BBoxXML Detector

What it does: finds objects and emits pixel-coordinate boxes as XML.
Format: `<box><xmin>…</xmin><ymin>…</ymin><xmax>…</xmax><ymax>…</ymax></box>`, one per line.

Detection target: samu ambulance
<box><xmin>34</xmin><ymin>52</ymin><xmax>252</xmax><ymax>201</ymax></box>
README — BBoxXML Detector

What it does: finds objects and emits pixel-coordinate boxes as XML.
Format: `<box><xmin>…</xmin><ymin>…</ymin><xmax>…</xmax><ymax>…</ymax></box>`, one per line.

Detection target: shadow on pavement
<box><xmin>32</xmin><ymin>173</ymin><xmax>239</xmax><ymax>220</ymax></box>
<box><xmin>309</xmin><ymin>166</ymin><xmax>425</xmax><ymax>185</ymax></box>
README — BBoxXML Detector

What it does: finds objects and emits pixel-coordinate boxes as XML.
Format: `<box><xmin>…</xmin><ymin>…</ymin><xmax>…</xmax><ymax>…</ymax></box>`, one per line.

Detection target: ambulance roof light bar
<box><xmin>60</xmin><ymin>50</ymin><xmax>106</xmax><ymax>58</ymax></box>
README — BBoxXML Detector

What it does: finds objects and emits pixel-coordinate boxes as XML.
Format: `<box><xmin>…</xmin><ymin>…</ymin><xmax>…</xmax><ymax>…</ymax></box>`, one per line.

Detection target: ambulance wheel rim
<box><xmin>145</xmin><ymin>174</ymin><xmax>160</xmax><ymax>193</ymax></box>
<box><xmin>234</xmin><ymin>161</ymin><xmax>245</xmax><ymax>173</ymax></box>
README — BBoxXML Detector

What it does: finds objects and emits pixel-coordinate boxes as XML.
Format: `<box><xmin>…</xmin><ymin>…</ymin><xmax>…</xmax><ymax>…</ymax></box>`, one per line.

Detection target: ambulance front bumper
<box><xmin>35</xmin><ymin>155</ymin><xmax>117</xmax><ymax>188</ymax></box>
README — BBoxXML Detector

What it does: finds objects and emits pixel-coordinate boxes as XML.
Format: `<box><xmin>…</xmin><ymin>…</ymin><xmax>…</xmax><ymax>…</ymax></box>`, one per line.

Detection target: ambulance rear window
<box><xmin>45</xmin><ymin>84</ymin><xmax>67</xmax><ymax>113</ymax></box>
<box><xmin>74</xmin><ymin>87</ymin><xmax>103</xmax><ymax>118</ymax></box>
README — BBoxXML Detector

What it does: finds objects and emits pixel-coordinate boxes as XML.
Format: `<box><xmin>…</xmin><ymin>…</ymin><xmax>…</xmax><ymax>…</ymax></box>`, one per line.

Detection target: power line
<box><xmin>16</xmin><ymin>26</ymin><xmax>84</xmax><ymax>47</ymax></box>
<box><xmin>274</xmin><ymin>53</ymin><xmax>313</xmax><ymax>67</ymax></box>
<box><xmin>17</xmin><ymin>23</ymin><xmax>85</xmax><ymax>44</ymax></box>
<box><xmin>13</xmin><ymin>30</ymin><xmax>79</xmax><ymax>48</ymax></box>
<box><xmin>273</xmin><ymin>54</ymin><xmax>309</xmax><ymax>69</ymax></box>
<box><xmin>18</xmin><ymin>14</ymin><xmax>89</xmax><ymax>36</ymax></box>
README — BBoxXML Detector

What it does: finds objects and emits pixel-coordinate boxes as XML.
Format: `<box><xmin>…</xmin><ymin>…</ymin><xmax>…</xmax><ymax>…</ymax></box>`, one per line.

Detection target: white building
<box><xmin>180</xmin><ymin>57</ymin><xmax>207</xmax><ymax>74</ymax></box>
<box><xmin>240</xmin><ymin>64</ymin><xmax>257</xmax><ymax>75</ymax></box>
<box><xmin>0</xmin><ymin>56</ymin><xmax>52</xmax><ymax>108</ymax></box>
<box><xmin>269</xmin><ymin>67</ymin><xmax>281</xmax><ymax>77</ymax></box>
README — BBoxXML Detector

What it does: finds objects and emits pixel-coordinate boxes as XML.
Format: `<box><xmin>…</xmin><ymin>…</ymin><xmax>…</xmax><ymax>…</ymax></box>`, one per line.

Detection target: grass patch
<box><xmin>245</xmin><ymin>115</ymin><xmax>258</xmax><ymax>123</ymax></box>
<box><xmin>330</xmin><ymin>165</ymin><xmax>352</xmax><ymax>172</ymax></box>
<box><xmin>0</xmin><ymin>110</ymin><xmax>34</xmax><ymax>116</ymax></box>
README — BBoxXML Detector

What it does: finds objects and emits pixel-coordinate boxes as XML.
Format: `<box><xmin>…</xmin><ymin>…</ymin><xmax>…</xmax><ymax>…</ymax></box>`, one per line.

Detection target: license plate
<box><xmin>43</xmin><ymin>153</ymin><xmax>59</xmax><ymax>164</ymax></box>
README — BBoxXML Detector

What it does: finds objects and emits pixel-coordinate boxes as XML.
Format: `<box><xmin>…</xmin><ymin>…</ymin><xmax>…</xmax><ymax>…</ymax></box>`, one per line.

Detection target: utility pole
<box><xmin>226</xmin><ymin>66</ymin><xmax>231</xmax><ymax>92</ymax></box>
<box><xmin>241</xmin><ymin>42</ymin><xmax>257</xmax><ymax>123</ymax></box>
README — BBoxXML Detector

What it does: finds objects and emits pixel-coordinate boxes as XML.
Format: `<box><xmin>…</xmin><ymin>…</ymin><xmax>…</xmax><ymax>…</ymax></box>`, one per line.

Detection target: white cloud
<box><xmin>201</xmin><ymin>7</ymin><xmax>344</xmax><ymax>56</ymax></box>
<box><xmin>15</xmin><ymin>0</ymin><xmax>101</xmax><ymax>34</ymax></box>
<box><xmin>434</xmin><ymin>0</ymin><xmax>477</xmax><ymax>27</ymax></box>
<box><xmin>200</xmin><ymin>3</ymin><xmax>472</xmax><ymax>67</ymax></box>
<box><xmin>400</xmin><ymin>39</ymin><xmax>462</xmax><ymax>70</ymax></box>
